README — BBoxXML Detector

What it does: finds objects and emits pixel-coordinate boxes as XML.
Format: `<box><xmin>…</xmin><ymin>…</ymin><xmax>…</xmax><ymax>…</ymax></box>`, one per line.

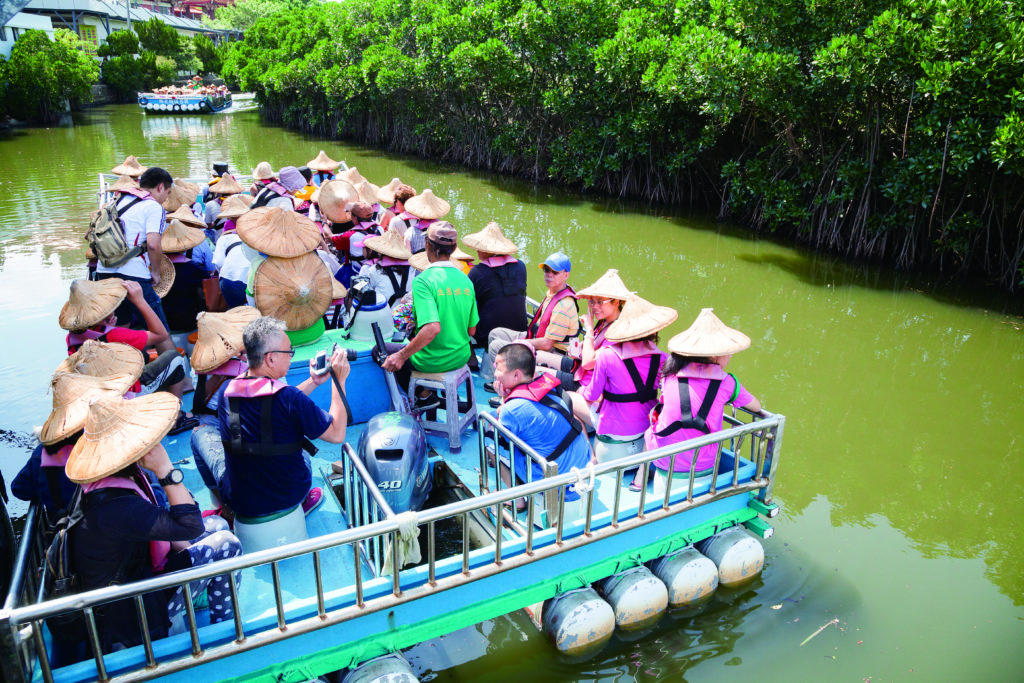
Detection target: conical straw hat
<box><xmin>577</xmin><ymin>268</ymin><xmax>633</xmax><ymax>301</ymax></box>
<box><xmin>377</xmin><ymin>177</ymin><xmax>403</xmax><ymax>205</ymax></box>
<box><xmin>109</xmin><ymin>175</ymin><xmax>139</xmax><ymax>192</ymax></box>
<box><xmin>209</xmin><ymin>173</ymin><xmax>244</xmax><ymax>195</ymax></box>
<box><xmin>307</xmin><ymin>150</ymin><xmax>339</xmax><ymax>172</ymax></box>
<box><xmin>153</xmin><ymin>254</ymin><xmax>176</xmax><ymax>298</ymax></box>
<box><xmin>353</xmin><ymin>180</ymin><xmax>381</xmax><ymax>206</ymax></box>
<box><xmin>253</xmin><ymin>253</ymin><xmax>333</xmax><ymax>330</ymax></box>
<box><xmin>605</xmin><ymin>294</ymin><xmax>678</xmax><ymax>343</ymax></box>
<box><xmin>111</xmin><ymin>155</ymin><xmax>147</xmax><ymax>177</ymax></box>
<box><xmin>452</xmin><ymin>247</ymin><xmax>473</xmax><ymax>262</ymax></box>
<box><xmin>217</xmin><ymin>193</ymin><xmax>255</xmax><ymax>221</ymax></box>
<box><xmin>332</xmin><ymin>277</ymin><xmax>347</xmax><ymax>300</ymax></box>
<box><xmin>56</xmin><ymin>340</ymin><xmax>145</xmax><ymax>383</ymax></box>
<box><xmin>405</xmin><ymin>189</ymin><xmax>450</xmax><ymax>220</ymax></box>
<box><xmin>237</xmin><ymin>206</ymin><xmax>321</xmax><ymax>257</ymax></box>
<box><xmin>40</xmin><ymin>371</ymin><xmax>137</xmax><ymax>445</ymax></box>
<box><xmin>162</xmin><ymin>180</ymin><xmax>200</xmax><ymax>212</ymax></box>
<box><xmin>59</xmin><ymin>279</ymin><xmax>126</xmax><ymax>331</ymax></box>
<box><xmin>667</xmin><ymin>308</ymin><xmax>751</xmax><ymax>357</ymax></box>
<box><xmin>161</xmin><ymin>219</ymin><xmax>206</xmax><ymax>253</ymax></box>
<box><xmin>409</xmin><ymin>251</ymin><xmax>460</xmax><ymax>272</ymax></box>
<box><xmin>363</xmin><ymin>228</ymin><xmax>412</xmax><ymax>260</ymax></box>
<box><xmin>65</xmin><ymin>393</ymin><xmax>182</xmax><ymax>484</ymax></box>
<box><xmin>190</xmin><ymin>306</ymin><xmax>261</xmax><ymax>373</ymax></box>
<box><xmin>166</xmin><ymin>205</ymin><xmax>206</xmax><ymax>229</ymax></box>
<box><xmin>252</xmin><ymin>161</ymin><xmax>276</xmax><ymax>180</ymax></box>
<box><xmin>317</xmin><ymin>180</ymin><xmax>359</xmax><ymax>223</ymax></box>
<box><xmin>338</xmin><ymin>166</ymin><xmax>367</xmax><ymax>186</ymax></box>
<box><xmin>462</xmin><ymin>221</ymin><xmax>518</xmax><ymax>256</ymax></box>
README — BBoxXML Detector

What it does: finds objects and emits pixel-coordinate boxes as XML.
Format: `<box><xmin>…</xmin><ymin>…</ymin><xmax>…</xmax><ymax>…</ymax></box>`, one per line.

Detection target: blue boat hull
<box><xmin>138</xmin><ymin>93</ymin><xmax>232</xmax><ymax>114</ymax></box>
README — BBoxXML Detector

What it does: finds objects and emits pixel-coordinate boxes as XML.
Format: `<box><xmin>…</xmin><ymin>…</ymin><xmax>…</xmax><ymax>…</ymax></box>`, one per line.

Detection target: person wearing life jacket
<box><xmin>293</xmin><ymin>166</ymin><xmax>317</xmax><ymax>214</ymax></box>
<box><xmin>211</xmin><ymin>194</ymin><xmax>256</xmax><ymax>308</ymax></box>
<box><xmin>210</xmin><ymin>317</ymin><xmax>350</xmax><ymax>521</ymax></box>
<box><xmin>487</xmin><ymin>251</ymin><xmax>580</xmax><ymax>383</ymax></box>
<box><xmin>360</xmin><ymin>226</ymin><xmax>416</xmax><ymax>308</ymax></box>
<box><xmin>645</xmin><ymin>308</ymin><xmax>762</xmax><ymax>496</ymax></box>
<box><xmin>64</xmin><ymin>394</ymin><xmax>241</xmax><ymax>654</ymax></box>
<box><xmin>160</xmin><ymin>219</ymin><xmax>214</xmax><ymax>333</ymax></box>
<box><xmin>94</xmin><ymin>166</ymin><xmax>173</xmax><ymax>331</ymax></box>
<box><xmin>251</xmin><ymin>165</ymin><xmax>306</xmax><ymax>211</ymax></box>
<box><xmin>490</xmin><ymin>343</ymin><xmax>590</xmax><ymax>506</ymax></box>
<box><xmin>306</xmin><ymin>150</ymin><xmax>339</xmax><ymax>187</ymax></box>
<box><xmin>394</xmin><ymin>188</ymin><xmax>448</xmax><ymax>255</ymax></box>
<box><xmin>203</xmin><ymin>172</ymin><xmax>244</xmax><ymax>228</ymax></box>
<box><xmin>248</xmin><ymin>161</ymin><xmax>277</xmax><ymax>196</ymax></box>
<box><xmin>59</xmin><ymin>279</ymin><xmax>198</xmax><ymax>434</ymax></box>
<box><xmin>377</xmin><ymin>179</ymin><xmax>413</xmax><ymax>233</ymax></box>
<box><xmin>201</xmin><ymin>161</ymin><xmax>230</xmax><ymax>204</ymax></box>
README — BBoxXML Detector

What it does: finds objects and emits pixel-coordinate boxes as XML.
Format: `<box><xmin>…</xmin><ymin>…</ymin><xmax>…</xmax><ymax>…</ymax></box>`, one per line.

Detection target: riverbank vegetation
<box><xmin>222</xmin><ymin>0</ymin><xmax>1024</xmax><ymax>290</ymax></box>
<box><xmin>99</xmin><ymin>19</ymin><xmax>216</xmax><ymax>101</ymax></box>
<box><xmin>0</xmin><ymin>29</ymin><xmax>99</xmax><ymax>124</ymax></box>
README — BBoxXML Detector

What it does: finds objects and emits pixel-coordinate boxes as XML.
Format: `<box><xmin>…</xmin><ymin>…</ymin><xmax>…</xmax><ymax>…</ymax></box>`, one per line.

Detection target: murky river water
<box><xmin>1</xmin><ymin>104</ymin><xmax>1022</xmax><ymax>681</ymax></box>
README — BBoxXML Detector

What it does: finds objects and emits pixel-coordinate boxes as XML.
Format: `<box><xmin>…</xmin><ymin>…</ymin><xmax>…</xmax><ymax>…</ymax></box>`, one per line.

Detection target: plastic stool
<box><xmin>233</xmin><ymin>504</ymin><xmax>308</xmax><ymax>553</ymax></box>
<box><xmin>408</xmin><ymin>365</ymin><xmax>478</xmax><ymax>451</ymax></box>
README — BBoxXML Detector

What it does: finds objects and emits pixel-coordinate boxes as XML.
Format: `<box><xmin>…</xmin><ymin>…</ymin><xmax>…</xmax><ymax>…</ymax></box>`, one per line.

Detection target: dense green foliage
<box><xmin>205</xmin><ymin>0</ymin><xmax>299</xmax><ymax>31</ymax></box>
<box><xmin>223</xmin><ymin>0</ymin><xmax>1024</xmax><ymax>288</ymax></box>
<box><xmin>99</xmin><ymin>25</ymin><xmax>213</xmax><ymax>100</ymax></box>
<box><xmin>192</xmin><ymin>34</ymin><xmax>222</xmax><ymax>75</ymax></box>
<box><xmin>134</xmin><ymin>17</ymin><xmax>181</xmax><ymax>57</ymax></box>
<box><xmin>1</xmin><ymin>29</ymin><xmax>99</xmax><ymax>124</ymax></box>
<box><xmin>96</xmin><ymin>29</ymin><xmax>139</xmax><ymax>58</ymax></box>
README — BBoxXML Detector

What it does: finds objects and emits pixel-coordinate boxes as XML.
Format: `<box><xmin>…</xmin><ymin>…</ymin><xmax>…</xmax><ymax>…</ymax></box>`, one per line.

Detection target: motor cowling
<box><xmin>357</xmin><ymin>412</ymin><xmax>432</xmax><ymax>513</ymax></box>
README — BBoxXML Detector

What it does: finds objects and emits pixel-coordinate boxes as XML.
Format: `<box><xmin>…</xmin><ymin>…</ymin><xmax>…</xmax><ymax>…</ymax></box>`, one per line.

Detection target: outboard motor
<box><xmin>357</xmin><ymin>412</ymin><xmax>432</xmax><ymax>513</ymax></box>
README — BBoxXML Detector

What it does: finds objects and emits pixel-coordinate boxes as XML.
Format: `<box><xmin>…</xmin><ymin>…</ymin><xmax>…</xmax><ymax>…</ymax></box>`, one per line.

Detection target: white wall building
<box><xmin>0</xmin><ymin>11</ymin><xmax>53</xmax><ymax>57</ymax></box>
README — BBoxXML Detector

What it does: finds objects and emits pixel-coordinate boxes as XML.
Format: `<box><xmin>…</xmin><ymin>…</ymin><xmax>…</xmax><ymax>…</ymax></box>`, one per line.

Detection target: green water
<box><xmin>1</xmin><ymin>105</ymin><xmax>1022</xmax><ymax>681</ymax></box>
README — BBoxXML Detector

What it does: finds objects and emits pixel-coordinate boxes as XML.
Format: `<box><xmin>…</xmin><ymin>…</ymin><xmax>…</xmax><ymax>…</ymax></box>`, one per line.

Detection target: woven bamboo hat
<box><xmin>209</xmin><ymin>173</ymin><xmax>244</xmax><ymax>195</ymax></box>
<box><xmin>163</xmin><ymin>180</ymin><xmax>200</xmax><ymax>212</ymax></box>
<box><xmin>363</xmin><ymin>228</ymin><xmax>412</xmax><ymax>260</ymax></box>
<box><xmin>452</xmin><ymin>247</ymin><xmax>473</xmax><ymax>262</ymax></box>
<box><xmin>338</xmin><ymin>167</ymin><xmax>367</xmax><ymax>186</ymax></box>
<box><xmin>65</xmin><ymin>393</ymin><xmax>181</xmax><ymax>484</ymax></box>
<box><xmin>57</xmin><ymin>340</ymin><xmax>144</xmax><ymax>384</ymax></box>
<box><xmin>410</xmin><ymin>251</ymin><xmax>460</xmax><ymax>272</ymax></box>
<box><xmin>153</xmin><ymin>254</ymin><xmax>176</xmax><ymax>298</ymax></box>
<box><xmin>667</xmin><ymin>308</ymin><xmax>751</xmax><ymax>357</ymax></box>
<box><xmin>217</xmin><ymin>193</ymin><xmax>255</xmax><ymax>221</ymax></box>
<box><xmin>252</xmin><ymin>161</ymin><xmax>276</xmax><ymax>180</ymax></box>
<box><xmin>605</xmin><ymin>294</ymin><xmax>678</xmax><ymax>343</ymax></box>
<box><xmin>237</xmin><ymin>206</ymin><xmax>321</xmax><ymax>257</ymax></box>
<box><xmin>109</xmin><ymin>175</ymin><xmax>139</xmax><ymax>192</ymax></box>
<box><xmin>462</xmin><ymin>221</ymin><xmax>518</xmax><ymax>256</ymax></box>
<box><xmin>377</xmin><ymin>178</ymin><xmax>403</xmax><ymax>206</ymax></box>
<box><xmin>307</xmin><ymin>150</ymin><xmax>339</xmax><ymax>172</ymax></box>
<box><xmin>190</xmin><ymin>306</ymin><xmax>261</xmax><ymax>373</ymax></box>
<box><xmin>353</xmin><ymin>180</ymin><xmax>381</xmax><ymax>206</ymax></box>
<box><xmin>332</xmin><ymin>277</ymin><xmax>347</xmax><ymax>300</ymax></box>
<box><xmin>59</xmin><ymin>279</ymin><xmax>126</xmax><ymax>331</ymax></box>
<box><xmin>161</xmin><ymin>219</ymin><xmax>206</xmax><ymax>253</ymax></box>
<box><xmin>166</xmin><ymin>205</ymin><xmax>206</xmax><ymax>229</ymax></box>
<box><xmin>317</xmin><ymin>180</ymin><xmax>359</xmax><ymax>223</ymax></box>
<box><xmin>405</xmin><ymin>189</ymin><xmax>450</xmax><ymax>220</ymax></box>
<box><xmin>577</xmin><ymin>268</ymin><xmax>633</xmax><ymax>301</ymax></box>
<box><xmin>253</xmin><ymin>253</ymin><xmax>333</xmax><ymax>330</ymax></box>
<box><xmin>111</xmin><ymin>155</ymin><xmax>146</xmax><ymax>177</ymax></box>
<box><xmin>40</xmin><ymin>371</ymin><xmax>137</xmax><ymax>445</ymax></box>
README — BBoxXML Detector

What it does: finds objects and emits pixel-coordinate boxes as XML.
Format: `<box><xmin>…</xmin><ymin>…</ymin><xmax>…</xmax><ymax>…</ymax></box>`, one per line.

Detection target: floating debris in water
<box><xmin>0</xmin><ymin>429</ymin><xmax>36</xmax><ymax>450</ymax></box>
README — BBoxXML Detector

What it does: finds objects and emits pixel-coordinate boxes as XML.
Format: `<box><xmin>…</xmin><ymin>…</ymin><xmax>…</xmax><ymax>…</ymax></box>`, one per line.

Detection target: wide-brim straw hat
<box><xmin>577</xmin><ymin>268</ymin><xmax>633</xmax><ymax>301</ymax></box>
<box><xmin>353</xmin><ymin>180</ymin><xmax>381</xmax><ymax>206</ymax></box>
<box><xmin>452</xmin><ymin>247</ymin><xmax>473</xmax><ymax>262</ymax></box>
<box><xmin>317</xmin><ymin>180</ymin><xmax>359</xmax><ymax>223</ymax></box>
<box><xmin>166</xmin><ymin>205</ymin><xmax>206</xmax><ymax>230</ymax></box>
<box><xmin>237</xmin><ymin>206</ymin><xmax>321</xmax><ymax>258</ymax></box>
<box><xmin>462</xmin><ymin>221</ymin><xmax>518</xmax><ymax>256</ymax></box>
<box><xmin>163</xmin><ymin>180</ymin><xmax>200</xmax><ymax>212</ymax></box>
<box><xmin>40</xmin><ymin>371</ymin><xmax>137</xmax><ymax>445</ymax></box>
<box><xmin>59</xmin><ymin>278</ymin><xmax>126</xmax><ymax>331</ymax></box>
<box><xmin>65</xmin><ymin>393</ymin><xmax>181</xmax><ymax>484</ymax></box>
<box><xmin>209</xmin><ymin>174</ymin><xmax>244</xmax><ymax>195</ymax></box>
<box><xmin>253</xmin><ymin>253</ymin><xmax>333</xmax><ymax>330</ymax></box>
<box><xmin>338</xmin><ymin>167</ymin><xmax>367</xmax><ymax>186</ymax></box>
<box><xmin>405</xmin><ymin>189</ymin><xmax>450</xmax><ymax>220</ymax></box>
<box><xmin>377</xmin><ymin>177</ymin><xmax>403</xmax><ymax>205</ymax></box>
<box><xmin>190</xmin><ymin>306</ymin><xmax>261</xmax><ymax>373</ymax></box>
<box><xmin>56</xmin><ymin>340</ymin><xmax>144</xmax><ymax>383</ymax></box>
<box><xmin>363</xmin><ymin>228</ymin><xmax>411</xmax><ymax>260</ymax></box>
<box><xmin>217</xmin><ymin>193</ymin><xmax>255</xmax><ymax>221</ymax></box>
<box><xmin>109</xmin><ymin>175</ymin><xmax>139</xmax><ymax>192</ymax></box>
<box><xmin>332</xmin><ymin>277</ymin><xmax>347</xmax><ymax>301</ymax></box>
<box><xmin>307</xmin><ymin>150</ymin><xmax>339</xmax><ymax>172</ymax></box>
<box><xmin>111</xmin><ymin>155</ymin><xmax>146</xmax><ymax>177</ymax></box>
<box><xmin>667</xmin><ymin>308</ymin><xmax>751</xmax><ymax>357</ymax></box>
<box><xmin>153</xmin><ymin>254</ymin><xmax>176</xmax><ymax>298</ymax></box>
<box><xmin>410</xmin><ymin>252</ymin><xmax>460</xmax><ymax>272</ymax></box>
<box><xmin>252</xmin><ymin>161</ymin><xmax>276</xmax><ymax>180</ymax></box>
<box><xmin>161</xmin><ymin>219</ymin><xmax>206</xmax><ymax>253</ymax></box>
<box><xmin>605</xmin><ymin>294</ymin><xmax>678</xmax><ymax>343</ymax></box>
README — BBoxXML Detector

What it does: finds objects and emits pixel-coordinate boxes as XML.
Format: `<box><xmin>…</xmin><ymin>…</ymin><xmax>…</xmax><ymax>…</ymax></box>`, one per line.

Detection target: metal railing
<box><xmin>0</xmin><ymin>412</ymin><xmax>782</xmax><ymax>683</ymax></box>
<box><xmin>336</xmin><ymin>443</ymin><xmax>396</xmax><ymax>576</ymax></box>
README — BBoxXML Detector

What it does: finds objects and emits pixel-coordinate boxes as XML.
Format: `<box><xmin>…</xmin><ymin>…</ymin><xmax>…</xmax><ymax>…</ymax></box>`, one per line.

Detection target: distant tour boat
<box><xmin>137</xmin><ymin>91</ymin><xmax>232</xmax><ymax>114</ymax></box>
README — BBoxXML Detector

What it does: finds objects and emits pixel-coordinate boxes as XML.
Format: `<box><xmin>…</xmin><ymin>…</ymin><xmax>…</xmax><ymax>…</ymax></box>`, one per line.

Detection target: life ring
<box><xmin>172</xmin><ymin>103</ymin><xmax>182</xmax><ymax>112</ymax></box>
<box><xmin>138</xmin><ymin>96</ymin><xmax>148</xmax><ymax>105</ymax></box>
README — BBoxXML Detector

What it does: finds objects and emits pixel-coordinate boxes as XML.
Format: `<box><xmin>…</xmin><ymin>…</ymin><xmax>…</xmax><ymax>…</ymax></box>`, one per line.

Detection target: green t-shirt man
<box><xmin>410</xmin><ymin>262</ymin><xmax>479</xmax><ymax>372</ymax></box>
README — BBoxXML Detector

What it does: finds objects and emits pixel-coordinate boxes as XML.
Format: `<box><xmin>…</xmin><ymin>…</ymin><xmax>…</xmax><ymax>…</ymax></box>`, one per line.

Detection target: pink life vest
<box><xmin>527</xmin><ymin>285</ymin><xmax>578</xmax><ymax>341</ymax></box>
<box><xmin>222</xmin><ymin>375</ymin><xmax>319</xmax><ymax>458</ymax></box>
<box><xmin>575</xmin><ymin>319</ymin><xmax>609</xmax><ymax>385</ymax></box>
<box><xmin>66</xmin><ymin>324</ymin><xmax>116</xmax><ymax>353</ymax></box>
<box><xmin>480</xmin><ymin>255</ymin><xmax>519</xmax><ymax>268</ymax></box>
<box><xmin>83</xmin><ymin>474</ymin><xmax>171</xmax><ymax>572</ymax></box>
<box><xmin>41</xmin><ymin>444</ymin><xmax>74</xmax><ymax>468</ymax></box>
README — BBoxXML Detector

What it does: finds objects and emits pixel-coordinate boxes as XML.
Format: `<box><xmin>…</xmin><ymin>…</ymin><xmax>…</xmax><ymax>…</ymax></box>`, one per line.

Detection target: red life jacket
<box><xmin>222</xmin><ymin>376</ymin><xmax>319</xmax><ymax>458</ymax></box>
<box><xmin>527</xmin><ymin>285</ymin><xmax>578</xmax><ymax>341</ymax></box>
<box><xmin>503</xmin><ymin>374</ymin><xmax>584</xmax><ymax>460</ymax></box>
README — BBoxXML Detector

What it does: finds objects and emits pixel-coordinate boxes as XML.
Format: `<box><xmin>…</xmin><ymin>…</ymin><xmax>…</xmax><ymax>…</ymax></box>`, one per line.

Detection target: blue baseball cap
<box><xmin>539</xmin><ymin>251</ymin><xmax>571</xmax><ymax>273</ymax></box>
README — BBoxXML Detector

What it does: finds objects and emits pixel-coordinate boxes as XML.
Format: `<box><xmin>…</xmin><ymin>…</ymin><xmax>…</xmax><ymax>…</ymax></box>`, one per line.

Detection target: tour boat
<box><xmin>137</xmin><ymin>92</ymin><xmax>232</xmax><ymax>115</ymax></box>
